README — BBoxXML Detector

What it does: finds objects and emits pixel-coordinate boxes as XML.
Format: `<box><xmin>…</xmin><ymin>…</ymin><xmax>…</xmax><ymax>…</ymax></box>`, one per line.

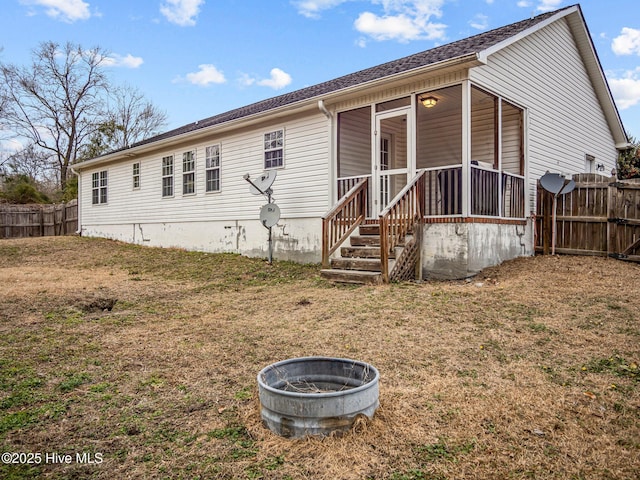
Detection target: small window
<box><xmin>132</xmin><ymin>162</ymin><xmax>140</xmax><ymax>189</ymax></box>
<box><xmin>205</xmin><ymin>145</ymin><xmax>221</xmax><ymax>192</ymax></box>
<box><xmin>162</xmin><ymin>155</ymin><xmax>174</xmax><ymax>197</ymax></box>
<box><xmin>264</xmin><ymin>129</ymin><xmax>284</xmax><ymax>169</ymax></box>
<box><xmin>183</xmin><ymin>150</ymin><xmax>196</xmax><ymax>195</ymax></box>
<box><xmin>91</xmin><ymin>170</ymin><xmax>108</xmax><ymax>205</ymax></box>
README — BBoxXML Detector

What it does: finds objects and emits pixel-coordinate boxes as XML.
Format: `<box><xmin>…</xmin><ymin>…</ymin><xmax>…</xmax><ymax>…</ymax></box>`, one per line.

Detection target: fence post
<box><xmin>607</xmin><ymin>180</ymin><xmax>616</xmax><ymax>257</ymax></box>
<box><xmin>542</xmin><ymin>190</ymin><xmax>553</xmax><ymax>255</ymax></box>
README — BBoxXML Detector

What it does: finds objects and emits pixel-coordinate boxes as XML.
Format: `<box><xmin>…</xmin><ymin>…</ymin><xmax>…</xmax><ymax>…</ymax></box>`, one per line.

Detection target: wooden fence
<box><xmin>0</xmin><ymin>199</ymin><xmax>78</xmax><ymax>239</ymax></box>
<box><xmin>536</xmin><ymin>174</ymin><xmax>640</xmax><ymax>262</ymax></box>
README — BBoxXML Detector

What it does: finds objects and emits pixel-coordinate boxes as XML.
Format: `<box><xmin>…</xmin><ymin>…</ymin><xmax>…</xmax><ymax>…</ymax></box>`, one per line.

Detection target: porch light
<box><xmin>419</xmin><ymin>95</ymin><xmax>438</xmax><ymax>108</ymax></box>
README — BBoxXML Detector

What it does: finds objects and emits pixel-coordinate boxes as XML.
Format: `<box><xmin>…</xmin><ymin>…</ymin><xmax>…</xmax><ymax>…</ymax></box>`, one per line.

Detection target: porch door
<box><xmin>374</xmin><ymin>109</ymin><xmax>411</xmax><ymax>215</ymax></box>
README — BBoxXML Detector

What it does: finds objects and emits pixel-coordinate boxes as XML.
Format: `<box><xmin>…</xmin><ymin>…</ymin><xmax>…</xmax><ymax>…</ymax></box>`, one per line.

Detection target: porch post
<box><xmin>461</xmin><ymin>79</ymin><xmax>471</xmax><ymax>217</ymax></box>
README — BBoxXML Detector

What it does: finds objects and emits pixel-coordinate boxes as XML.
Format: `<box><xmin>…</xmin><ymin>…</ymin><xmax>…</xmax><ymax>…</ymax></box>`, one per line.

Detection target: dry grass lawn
<box><xmin>0</xmin><ymin>236</ymin><xmax>639</xmax><ymax>479</ymax></box>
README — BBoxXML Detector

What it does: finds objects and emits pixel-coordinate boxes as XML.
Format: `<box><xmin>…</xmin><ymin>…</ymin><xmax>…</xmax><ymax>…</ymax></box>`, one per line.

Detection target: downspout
<box><xmin>318</xmin><ymin>99</ymin><xmax>332</xmax><ymax>120</ymax></box>
<box><xmin>69</xmin><ymin>165</ymin><xmax>82</xmax><ymax>235</ymax></box>
<box><xmin>318</xmin><ymin>100</ymin><xmax>335</xmax><ymax>208</ymax></box>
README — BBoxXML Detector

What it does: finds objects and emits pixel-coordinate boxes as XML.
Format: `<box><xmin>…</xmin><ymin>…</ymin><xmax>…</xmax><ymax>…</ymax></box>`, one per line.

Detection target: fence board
<box><xmin>0</xmin><ymin>200</ymin><xmax>77</xmax><ymax>239</ymax></box>
<box><xmin>536</xmin><ymin>174</ymin><xmax>640</xmax><ymax>260</ymax></box>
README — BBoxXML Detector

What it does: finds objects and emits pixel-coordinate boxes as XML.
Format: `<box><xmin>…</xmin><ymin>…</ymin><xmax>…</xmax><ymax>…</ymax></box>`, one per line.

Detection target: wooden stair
<box><xmin>320</xmin><ymin>223</ymin><xmax>397</xmax><ymax>285</ymax></box>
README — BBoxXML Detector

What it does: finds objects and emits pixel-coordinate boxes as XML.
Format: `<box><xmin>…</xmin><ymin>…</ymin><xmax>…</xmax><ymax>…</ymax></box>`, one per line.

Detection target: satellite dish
<box><xmin>259</xmin><ymin>203</ymin><xmax>280</xmax><ymax>228</ymax></box>
<box><xmin>249</xmin><ymin>170</ymin><xmax>277</xmax><ymax>195</ymax></box>
<box><xmin>540</xmin><ymin>172</ymin><xmax>575</xmax><ymax>196</ymax></box>
<box><xmin>540</xmin><ymin>172</ymin><xmax>576</xmax><ymax>256</ymax></box>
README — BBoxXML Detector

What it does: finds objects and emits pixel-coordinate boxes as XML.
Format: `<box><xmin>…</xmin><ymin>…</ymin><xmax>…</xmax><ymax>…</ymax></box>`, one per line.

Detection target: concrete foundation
<box><xmin>80</xmin><ymin>217</ymin><xmax>323</xmax><ymax>264</ymax></box>
<box><xmin>421</xmin><ymin>221</ymin><xmax>533</xmax><ymax>280</ymax></box>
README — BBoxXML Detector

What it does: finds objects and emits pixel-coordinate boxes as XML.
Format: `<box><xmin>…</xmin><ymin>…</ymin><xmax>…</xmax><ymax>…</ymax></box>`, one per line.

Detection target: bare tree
<box><xmin>0</xmin><ymin>41</ymin><xmax>109</xmax><ymax>192</ymax></box>
<box><xmin>1</xmin><ymin>143</ymin><xmax>55</xmax><ymax>184</ymax></box>
<box><xmin>109</xmin><ymin>84</ymin><xmax>167</xmax><ymax>149</ymax></box>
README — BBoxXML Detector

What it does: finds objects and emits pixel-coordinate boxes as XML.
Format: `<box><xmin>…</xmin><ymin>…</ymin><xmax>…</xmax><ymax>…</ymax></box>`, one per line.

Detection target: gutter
<box><xmin>318</xmin><ymin>100</ymin><xmax>332</xmax><ymax>119</ymax></box>
<box><xmin>74</xmin><ymin>52</ymin><xmax>481</xmax><ymax>170</ymax></box>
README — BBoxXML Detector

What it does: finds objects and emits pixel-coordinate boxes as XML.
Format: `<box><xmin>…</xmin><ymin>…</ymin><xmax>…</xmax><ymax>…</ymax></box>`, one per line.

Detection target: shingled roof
<box><xmin>126</xmin><ymin>6</ymin><xmax>574</xmax><ymax>150</ymax></box>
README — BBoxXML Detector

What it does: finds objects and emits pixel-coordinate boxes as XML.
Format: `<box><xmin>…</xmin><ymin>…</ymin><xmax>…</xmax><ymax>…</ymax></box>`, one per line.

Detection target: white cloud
<box><xmin>20</xmin><ymin>0</ymin><xmax>91</xmax><ymax>22</ymax></box>
<box><xmin>102</xmin><ymin>53</ymin><xmax>144</xmax><ymax>69</ymax></box>
<box><xmin>240</xmin><ymin>68</ymin><xmax>292</xmax><ymax>89</ymax></box>
<box><xmin>160</xmin><ymin>0</ymin><xmax>204</xmax><ymax>27</ymax></box>
<box><xmin>354</xmin><ymin>0</ymin><xmax>447</xmax><ymax>43</ymax></box>
<box><xmin>535</xmin><ymin>0</ymin><xmax>562</xmax><ymax>12</ymax></box>
<box><xmin>516</xmin><ymin>0</ymin><xmax>563</xmax><ymax>13</ymax></box>
<box><xmin>609</xmin><ymin>68</ymin><xmax>640</xmax><ymax>110</ymax></box>
<box><xmin>181</xmin><ymin>64</ymin><xmax>226</xmax><ymax>86</ymax></box>
<box><xmin>292</xmin><ymin>0</ymin><xmax>349</xmax><ymax>19</ymax></box>
<box><xmin>469</xmin><ymin>13</ymin><xmax>488</xmax><ymax>31</ymax></box>
<box><xmin>612</xmin><ymin>27</ymin><xmax>640</xmax><ymax>56</ymax></box>
<box><xmin>257</xmin><ymin>68</ymin><xmax>293</xmax><ymax>89</ymax></box>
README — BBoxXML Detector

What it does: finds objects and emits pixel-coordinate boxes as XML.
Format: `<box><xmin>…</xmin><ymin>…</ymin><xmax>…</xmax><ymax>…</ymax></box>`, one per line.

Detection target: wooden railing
<box><xmin>502</xmin><ymin>172</ymin><xmax>525</xmax><ymax>218</ymax></box>
<box><xmin>321</xmin><ymin>177</ymin><xmax>369</xmax><ymax>268</ymax></box>
<box><xmin>379</xmin><ymin>170</ymin><xmax>426</xmax><ymax>283</ymax></box>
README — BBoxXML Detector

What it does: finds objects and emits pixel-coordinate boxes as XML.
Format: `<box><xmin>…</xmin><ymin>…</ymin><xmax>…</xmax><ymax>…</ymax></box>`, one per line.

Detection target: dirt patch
<box><xmin>0</xmin><ymin>236</ymin><xmax>638</xmax><ymax>479</ymax></box>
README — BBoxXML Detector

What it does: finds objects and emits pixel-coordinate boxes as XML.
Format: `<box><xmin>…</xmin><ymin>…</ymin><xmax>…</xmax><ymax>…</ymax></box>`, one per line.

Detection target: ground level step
<box><xmin>320</xmin><ymin>269</ymin><xmax>383</xmax><ymax>285</ymax></box>
<box><xmin>330</xmin><ymin>258</ymin><xmax>382</xmax><ymax>272</ymax></box>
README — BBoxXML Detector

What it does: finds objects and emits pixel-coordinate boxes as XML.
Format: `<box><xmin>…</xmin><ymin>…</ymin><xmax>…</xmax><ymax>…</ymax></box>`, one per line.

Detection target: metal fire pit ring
<box><xmin>257</xmin><ymin>356</ymin><xmax>380</xmax><ymax>438</ymax></box>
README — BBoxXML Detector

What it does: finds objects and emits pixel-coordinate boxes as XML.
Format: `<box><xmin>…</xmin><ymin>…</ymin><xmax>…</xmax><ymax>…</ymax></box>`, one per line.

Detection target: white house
<box><xmin>74</xmin><ymin>4</ymin><xmax>628</xmax><ymax>282</ymax></box>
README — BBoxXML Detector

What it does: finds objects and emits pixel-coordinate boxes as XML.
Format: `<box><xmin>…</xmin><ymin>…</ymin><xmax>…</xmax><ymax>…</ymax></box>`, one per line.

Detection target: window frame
<box><xmin>91</xmin><ymin>170</ymin><xmax>108</xmax><ymax>205</ymax></box>
<box><xmin>205</xmin><ymin>144</ymin><xmax>221</xmax><ymax>193</ymax></box>
<box><xmin>132</xmin><ymin>162</ymin><xmax>141</xmax><ymax>190</ymax></box>
<box><xmin>162</xmin><ymin>155</ymin><xmax>174</xmax><ymax>198</ymax></box>
<box><xmin>263</xmin><ymin>128</ymin><xmax>284</xmax><ymax>170</ymax></box>
<box><xmin>182</xmin><ymin>150</ymin><xmax>196</xmax><ymax>196</ymax></box>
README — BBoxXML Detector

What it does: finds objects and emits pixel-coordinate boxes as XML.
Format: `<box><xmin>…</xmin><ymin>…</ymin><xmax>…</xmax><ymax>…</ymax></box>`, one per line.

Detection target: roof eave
<box><xmin>73</xmin><ymin>53</ymin><xmax>482</xmax><ymax>171</ymax></box>
<box><xmin>478</xmin><ymin>4</ymin><xmax>628</xmax><ymax>148</ymax></box>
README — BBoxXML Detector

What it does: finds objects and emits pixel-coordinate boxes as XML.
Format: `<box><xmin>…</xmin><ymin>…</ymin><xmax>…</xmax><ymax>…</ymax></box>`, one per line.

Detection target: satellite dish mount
<box><xmin>539</xmin><ymin>172</ymin><xmax>576</xmax><ymax>255</ymax></box>
<box><xmin>243</xmin><ymin>171</ymin><xmax>280</xmax><ymax>263</ymax></box>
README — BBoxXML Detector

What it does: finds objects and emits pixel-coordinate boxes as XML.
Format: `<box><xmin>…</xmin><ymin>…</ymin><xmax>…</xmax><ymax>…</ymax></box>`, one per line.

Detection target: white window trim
<box><xmin>91</xmin><ymin>170</ymin><xmax>108</xmax><ymax>205</ymax></box>
<box><xmin>205</xmin><ymin>144</ymin><xmax>221</xmax><ymax>193</ymax></box>
<box><xmin>162</xmin><ymin>155</ymin><xmax>174</xmax><ymax>198</ymax></box>
<box><xmin>132</xmin><ymin>162</ymin><xmax>141</xmax><ymax>190</ymax></box>
<box><xmin>182</xmin><ymin>150</ymin><xmax>196</xmax><ymax>196</ymax></box>
<box><xmin>263</xmin><ymin>128</ymin><xmax>285</xmax><ymax>170</ymax></box>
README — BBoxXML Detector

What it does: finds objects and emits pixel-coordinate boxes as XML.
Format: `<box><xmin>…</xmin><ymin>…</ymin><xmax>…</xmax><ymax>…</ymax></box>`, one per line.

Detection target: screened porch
<box><xmin>335</xmin><ymin>83</ymin><xmax>526</xmax><ymax>220</ymax></box>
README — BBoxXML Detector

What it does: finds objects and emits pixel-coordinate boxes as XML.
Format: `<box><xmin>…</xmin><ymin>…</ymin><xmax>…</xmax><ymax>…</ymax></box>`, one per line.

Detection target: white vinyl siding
<box><xmin>470</xmin><ymin>17</ymin><xmax>617</xmax><ymax>212</ymax></box>
<box><xmin>79</xmin><ymin>112</ymin><xmax>329</xmax><ymax>226</ymax></box>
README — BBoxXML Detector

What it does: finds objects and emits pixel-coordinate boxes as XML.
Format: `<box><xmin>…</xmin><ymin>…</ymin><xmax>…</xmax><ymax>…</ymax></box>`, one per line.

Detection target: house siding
<box><xmin>470</xmin><ymin>17</ymin><xmax>617</xmax><ymax>213</ymax></box>
<box><xmin>80</xmin><ymin>111</ymin><xmax>330</xmax><ymax>262</ymax></box>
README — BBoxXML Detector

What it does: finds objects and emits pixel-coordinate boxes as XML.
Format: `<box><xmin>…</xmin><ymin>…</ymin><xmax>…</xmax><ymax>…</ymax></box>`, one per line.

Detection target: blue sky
<box><xmin>2</xmin><ymin>0</ymin><xmax>640</xmax><ymax>150</ymax></box>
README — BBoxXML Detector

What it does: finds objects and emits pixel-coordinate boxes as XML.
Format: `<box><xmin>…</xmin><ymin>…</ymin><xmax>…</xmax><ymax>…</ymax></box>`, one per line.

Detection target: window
<box><xmin>162</xmin><ymin>155</ymin><xmax>174</xmax><ymax>197</ymax></box>
<box><xmin>91</xmin><ymin>170</ymin><xmax>108</xmax><ymax>204</ymax></box>
<box><xmin>182</xmin><ymin>150</ymin><xmax>195</xmax><ymax>195</ymax></box>
<box><xmin>205</xmin><ymin>145</ymin><xmax>221</xmax><ymax>192</ymax></box>
<box><xmin>132</xmin><ymin>162</ymin><xmax>140</xmax><ymax>189</ymax></box>
<box><xmin>264</xmin><ymin>129</ymin><xmax>284</xmax><ymax>169</ymax></box>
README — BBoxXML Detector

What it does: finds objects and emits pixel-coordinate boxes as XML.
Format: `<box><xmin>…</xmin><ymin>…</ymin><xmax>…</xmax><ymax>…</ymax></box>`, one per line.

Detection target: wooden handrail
<box><xmin>321</xmin><ymin>177</ymin><xmax>368</xmax><ymax>268</ymax></box>
<box><xmin>379</xmin><ymin>171</ymin><xmax>426</xmax><ymax>282</ymax></box>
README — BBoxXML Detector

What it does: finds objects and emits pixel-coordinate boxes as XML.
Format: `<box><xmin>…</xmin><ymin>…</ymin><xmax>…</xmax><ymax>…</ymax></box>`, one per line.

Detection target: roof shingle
<box><xmin>129</xmin><ymin>6</ymin><xmax>571</xmax><ymax>150</ymax></box>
